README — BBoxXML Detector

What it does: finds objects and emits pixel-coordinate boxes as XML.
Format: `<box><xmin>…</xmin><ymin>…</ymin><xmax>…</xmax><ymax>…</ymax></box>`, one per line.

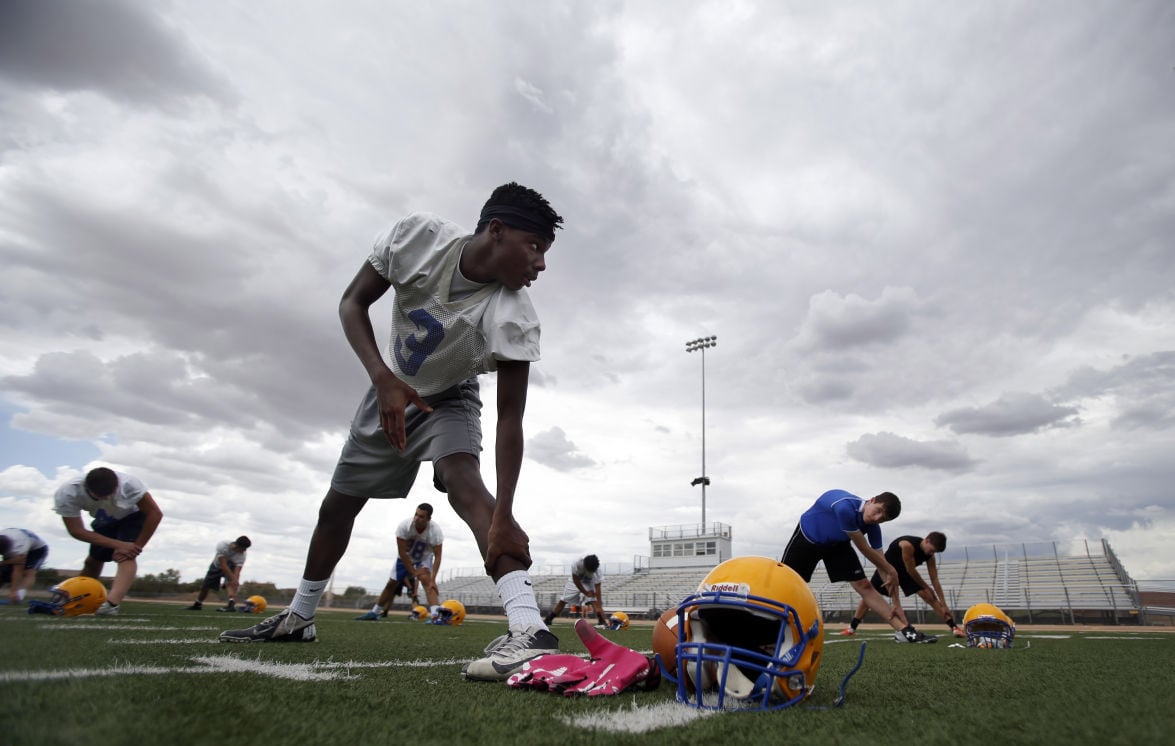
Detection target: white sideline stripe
<box><xmin>825</xmin><ymin>635</ymin><xmax>899</xmax><ymax>644</ymax></box>
<box><xmin>0</xmin><ymin>654</ymin><xmax>469</xmax><ymax>683</ymax></box>
<box><xmin>0</xmin><ymin>617</ymin><xmax>150</xmax><ymax>622</ymax></box>
<box><xmin>37</xmin><ymin>624</ymin><xmax>212</xmax><ymax>631</ymax></box>
<box><xmin>1022</xmin><ymin>635</ymin><xmax>1071</xmax><ymax>639</ymax></box>
<box><xmin>1</xmin><ymin>664</ymin><xmax>208</xmax><ymax>683</ymax></box>
<box><xmin>1087</xmin><ymin>636</ymin><xmax>1167</xmax><ymax>640</ymax></box>
<box><xmin>563</xmin><ymin>701</ymin><xmax>715</xmax><ymax>733</ymax></box>
<box><xmin>304</xmin><ymin>658</ymin><xmax>468</xmax><ymax>668</ymax></box>
<box><xmin>112</xmin><ymin>638</ymin><xmax>227</xmax><ymax>644</ymax></box>
<box><xmin>190</xmin><ymin>656</ymin><xmax>350</xmax><ymax>680</ymax></box>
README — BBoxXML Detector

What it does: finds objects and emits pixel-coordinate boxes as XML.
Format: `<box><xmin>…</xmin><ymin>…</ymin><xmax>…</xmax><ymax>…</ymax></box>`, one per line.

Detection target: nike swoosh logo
<box><xmin>491</xmin><ymin>654</ymin><xmax>537</xmax><ymax>674</ymax></box>
<box><xmin>524</xmin><ymin>581</ymin><xmax>532</xmax><ymax>586</ymax></box>
<box><xmin>307</xmin><ymin>586</ymin><xmax>325</xmax><ymax>593</ymax></box>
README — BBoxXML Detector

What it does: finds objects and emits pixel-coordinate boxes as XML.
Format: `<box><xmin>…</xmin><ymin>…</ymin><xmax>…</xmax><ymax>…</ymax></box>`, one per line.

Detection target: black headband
<box><xmin>477</xmin><ymin>204</ymin><xmax>557</xmax><ymax>242</ymax></box>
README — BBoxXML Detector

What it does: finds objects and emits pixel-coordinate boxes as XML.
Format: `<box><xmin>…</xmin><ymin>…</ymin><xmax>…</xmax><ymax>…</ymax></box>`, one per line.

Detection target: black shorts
<box><xmin>781</xmin><ymin>524</ymin><xmax>865</xmax><ymax>583</ymax></box>
<box><xmin>88</xmin><ymin>512</ymin><xmax>146</xmax><ymax>563</ymax></box>
<box><xmin>201</xmin><ymin>559</ymin><xmax>239</xmax><ymax>590</ymax></box>
<box><xmin>870</xmin><ymin>569</ymin><xmax>923</xmax><ymax>597</ymax></box>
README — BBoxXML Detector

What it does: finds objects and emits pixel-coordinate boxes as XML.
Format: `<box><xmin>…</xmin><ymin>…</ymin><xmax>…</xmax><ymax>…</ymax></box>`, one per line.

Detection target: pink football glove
<box><xmin>507</xmin><ymin>654</ymin><xmax>592</xmax><ymax>692</ymax></box>
<box><xmin>507</xmin><ymin>619</ymin><xmax>660</xmax><ymax>696</ymax></box>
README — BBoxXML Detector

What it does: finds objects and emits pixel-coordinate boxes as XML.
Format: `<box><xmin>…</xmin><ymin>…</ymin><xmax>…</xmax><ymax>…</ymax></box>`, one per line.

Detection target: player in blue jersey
<box><xmin>782</xmin><ymin>489</ymin><xmax>936</xmax><ymax>643</ymax></box>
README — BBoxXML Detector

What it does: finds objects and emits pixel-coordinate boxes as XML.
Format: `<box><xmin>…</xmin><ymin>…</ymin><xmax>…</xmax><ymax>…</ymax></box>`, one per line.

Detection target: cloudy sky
<box><xmin>2</xmin><ymin>1</ymin><xmax>1172</xmax><ymax>596</ymax></box>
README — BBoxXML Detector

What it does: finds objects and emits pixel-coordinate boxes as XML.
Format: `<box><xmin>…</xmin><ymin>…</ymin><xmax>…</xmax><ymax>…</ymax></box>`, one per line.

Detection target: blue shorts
<box><xmin>389</xmin><ymin>561</ymin><xmax>421</xmax><ymax>597</ymax></box>
<box><xmin>1</xmin><ymin>545</ymin><xmax>48</xmax><ymax>583</ymax></box>
<box><xmin>88</xmin><ymin>511</ymin><xmax>146</xmax><ymax>563</ymax></box>
<box><xmin>392</xmin><ymin>558</ymin><xmax>432</xmax><ymax>582</ymax></box>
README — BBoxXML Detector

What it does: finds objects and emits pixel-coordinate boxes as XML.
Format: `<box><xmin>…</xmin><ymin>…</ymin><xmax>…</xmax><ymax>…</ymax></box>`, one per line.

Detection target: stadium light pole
<box><xmin>685</xmin><ymin>335</ymin><xmax>716</xmax><ymax>528</ymax></box>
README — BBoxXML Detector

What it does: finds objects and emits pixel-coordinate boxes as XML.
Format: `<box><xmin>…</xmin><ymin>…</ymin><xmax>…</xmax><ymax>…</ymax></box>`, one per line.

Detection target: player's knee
<box><xmin>319</xmin><ymin>489</ymin><xmax>367</xmax><ymax>523</ymax></box>
<box><xmin>435</xmin><ymin>454</ymin><xmax>480</xmax><ymax>487</ymax></box>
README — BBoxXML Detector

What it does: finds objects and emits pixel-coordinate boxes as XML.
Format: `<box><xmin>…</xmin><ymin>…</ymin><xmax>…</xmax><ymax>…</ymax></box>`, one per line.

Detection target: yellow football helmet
<box><xmin>409</xmin><ymin>605</ymin><xmax>429</xmax><ymax>620</ymax></box>
<box><xmin>654</xmin><ymin>556</ymin><xmax>824</xmax><ymax>711</ymax></box>
<box><xmin>606</xmin><ymin>611</ymin><xmax>630</xmax><ymax>631</ymax></box>
<box><xmin>241</xmin><ymin>595</ymin><xmax>267</xmax><ymax>613</ymax></box>
<box><xmin>963</xmin><ymin>603</ymin><xmax>1015</xmax><ymax>649</ymax></box>
<box><xmin>39</xmin><ymin>576</ymin><xmax>108</xmax><ymax>617</ymax></box>
<box><xmin>431</xmin><ymin>599</ymin><xmax>466</xmax><ymax>626</ymax></box>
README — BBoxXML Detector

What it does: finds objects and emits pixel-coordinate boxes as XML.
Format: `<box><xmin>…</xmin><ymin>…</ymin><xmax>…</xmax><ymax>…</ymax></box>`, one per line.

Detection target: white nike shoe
<box><xmin>95</xmin><ymin>601</ymin><xmax>119</xmax><ymax>616</ymax></box>
<box><xmin>461</xmin><ymin>625</ymin><xmax>558</xmax><ymax>681</ymax></box>
<box><xmin>219</xmin><ymin>608</ymin><xmax>317</xmax><ymax>643</ymax></box>
<box><xmin>482</xmin><ymin>632</ymin><xmax>510</xmax><ymax>655</ymax></box>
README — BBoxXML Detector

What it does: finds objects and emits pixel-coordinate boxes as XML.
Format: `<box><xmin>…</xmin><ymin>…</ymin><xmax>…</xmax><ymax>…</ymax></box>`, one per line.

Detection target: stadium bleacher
<box><xmin>433</xmin><ymin>538</ymin><xmax>1149</xmax><ymax>625</ymax></box>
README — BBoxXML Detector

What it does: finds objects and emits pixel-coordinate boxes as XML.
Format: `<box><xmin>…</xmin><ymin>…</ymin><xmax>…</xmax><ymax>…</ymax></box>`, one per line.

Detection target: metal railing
<box><xmin>434</xmin><ymin>539</ymin><xmax>1148</xmax><ymax>625</ymax></box>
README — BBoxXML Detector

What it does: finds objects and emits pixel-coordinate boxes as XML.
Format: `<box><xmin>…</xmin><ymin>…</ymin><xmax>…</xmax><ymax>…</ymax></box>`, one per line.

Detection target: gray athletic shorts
<box><xmin>559</xmin><ymin>579</ymin><xmax>598</xmax><ymax>604</ymax></box>
<box><xmin>330</xmin><ymin>378</ymin><xmax>483</xmax><ymax>499</ymax></box>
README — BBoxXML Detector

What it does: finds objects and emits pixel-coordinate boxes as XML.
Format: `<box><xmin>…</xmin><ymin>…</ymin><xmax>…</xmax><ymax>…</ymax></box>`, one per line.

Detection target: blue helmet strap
<box><xmin>805</xmin><ymin>641</ymin><xmax>868</xmax><ymax>711</ymax></box>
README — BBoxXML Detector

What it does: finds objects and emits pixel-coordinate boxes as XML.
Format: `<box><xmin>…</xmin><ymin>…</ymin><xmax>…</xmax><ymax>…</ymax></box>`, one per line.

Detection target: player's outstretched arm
<box><xmin>132</xmin><ymin>493</ymin><xmax>164</xmax><ymax>552</ymax></box>
<box><xmin>485</xmin><ymin>360</ymin><xmax>531</xmax><ymax>575</ymax></box>
<box><xmin>850</xmin><ymin>531</ymin><xmax>899</xmax><ymax>594</ymax></box>
<box><xmin>430</xmin><ymin>544</ymin><xmax>442</xmax><ymax>585</ymax></box>
<box><xmin>927</xmin><ymin>556</ymin><xmax>947</xmax><ymax>601</ymax></box>
<box><xmin>7</xmin><ymin>558</ymin><xmax>28</xmax><ymax>603</ymax></box>
<box><xmin>901</xmin><ymin>540</ymin><xmax>934</xmax><ymax>596</ymax></box>
<box><xmin>395</xmin><ymin>538</ymin><xmax>416</xmax><ymax>578</ymax></box>
<box><xmin>62</xmin><ymin>515</ymin><xmax>135</xmax><ymax>556</ymax></box>
<box><xmin>339</xmin><ymin>261</ymin><xmax>431</xmax><ymax>449</ymax></box>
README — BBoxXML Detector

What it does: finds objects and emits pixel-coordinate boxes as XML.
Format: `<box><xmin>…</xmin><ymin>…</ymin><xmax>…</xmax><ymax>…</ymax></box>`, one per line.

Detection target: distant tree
<box><xmin>150</xmin><ymin>569</ymin><xmax>182</xmax><ymax>585</ymax></box>
<box><xmin>24</xmin><ymin>566</ymin><xmax>302</xmax><ymax>602</ymax></box>
<box><xmin>243</xmin><ymin>581</ymin><xmax>280</xmax><ymax>595</ymax></box>
<box><xmin>135</xmin><ymin>569</ymin><xmax>184</xmax><ymax>594</ymax></box>
<box><xmin>36</xmin><ymin>568</ymin><xmax>65</xmax><ymax>587</ymax></box>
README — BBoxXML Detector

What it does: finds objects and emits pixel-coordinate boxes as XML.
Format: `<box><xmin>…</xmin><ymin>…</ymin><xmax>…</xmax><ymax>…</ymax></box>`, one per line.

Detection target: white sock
<box><xmin>372</xmin><ymin>604</ymin><xmax>384</xmax><ymax>614</ymax></box>
<box><xmin>496</xmin><ymin>570</ymin><xmax>547</xmax><ymax>631</ymax></box>
<box><xmin>289</xmin><ymin>578</ymin><xmax>327</xmax><ymax>619</ymax></box>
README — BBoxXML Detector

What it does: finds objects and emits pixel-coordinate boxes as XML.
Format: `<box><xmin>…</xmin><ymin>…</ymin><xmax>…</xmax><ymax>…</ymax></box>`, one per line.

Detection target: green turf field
<box><xmin>2</xmin><ymin>602</ymin><xmax>1172</xmax><ymax>745</ymax></box>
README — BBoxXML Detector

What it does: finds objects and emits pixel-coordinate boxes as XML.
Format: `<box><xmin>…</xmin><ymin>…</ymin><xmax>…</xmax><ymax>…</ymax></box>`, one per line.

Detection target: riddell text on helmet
<box><xmin>700</xmin><ymin>582</ymin><xmax>750</xmax><ymax>595</ymax></box>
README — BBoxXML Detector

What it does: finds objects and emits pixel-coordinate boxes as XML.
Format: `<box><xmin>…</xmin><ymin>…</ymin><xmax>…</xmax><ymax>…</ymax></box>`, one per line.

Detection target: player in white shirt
<box><xmin>53</xmin><ymin>467</ymin><xmax>164</xmax><ymax>615</ymax></box>
<box><xmin>222</xmin><ymin>183</ymin><xmax>564</xmax><ymax>682</ymax></box>
<box><xmin>544</xmin><ymin>554</ymin><xmax>608</xmax><ymax>628</ymax></box>
<box><xmin>355</xmin><ymin>503</ymin><xmax>443</xmax><ymax>620</ymax></box>
<box><xmin>0</xmin><ymin>528</ymin><xmax>50</xmax><ymax>604</ymax></box>
<box><xmin>186</xmin><ymin>536</ymin><xmax>252</xmax><ymax>611</ymax></box>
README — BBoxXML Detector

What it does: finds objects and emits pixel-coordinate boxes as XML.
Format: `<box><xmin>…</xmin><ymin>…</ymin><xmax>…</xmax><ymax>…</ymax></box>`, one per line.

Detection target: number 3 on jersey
<box><xmin>395</xmin><ymin>309</ymin><xmax>444</xmax><ymax>375</ymax></box>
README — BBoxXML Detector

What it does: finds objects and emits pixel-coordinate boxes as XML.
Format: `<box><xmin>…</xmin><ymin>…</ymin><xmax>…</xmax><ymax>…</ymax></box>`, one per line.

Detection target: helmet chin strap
<box><xmin>833</xmin><ymin>641</ymin><xmax>867</xmax><ymax>707</ymax></box>
<box><xmin>805</xmin><ymin>641</ymin><xmax>868</xmax><ymax>710</ymax></box>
